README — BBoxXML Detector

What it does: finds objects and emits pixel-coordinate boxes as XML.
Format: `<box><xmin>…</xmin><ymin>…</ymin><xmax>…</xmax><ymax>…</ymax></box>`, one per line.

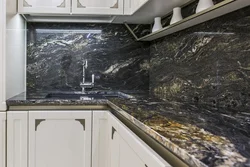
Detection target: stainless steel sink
<box><xmin>45</xmin><ymin>91</ymin><xmax>132</xmax><ymax>100</ymax></box>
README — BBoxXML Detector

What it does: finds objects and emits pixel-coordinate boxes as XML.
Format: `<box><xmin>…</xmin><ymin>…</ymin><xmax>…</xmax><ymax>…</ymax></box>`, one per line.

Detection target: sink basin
<box><xmin>45</xmin><ymin>92</ymin><xmax>131</xmax><ymax>100</ymax></box>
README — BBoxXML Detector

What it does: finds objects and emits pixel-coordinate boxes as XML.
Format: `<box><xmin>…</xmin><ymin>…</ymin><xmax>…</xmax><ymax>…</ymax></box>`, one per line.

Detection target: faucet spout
<box><xmin>80</xmin><ymin>59</ymin><xmax>94</xmax><ymax>94</ymax></box>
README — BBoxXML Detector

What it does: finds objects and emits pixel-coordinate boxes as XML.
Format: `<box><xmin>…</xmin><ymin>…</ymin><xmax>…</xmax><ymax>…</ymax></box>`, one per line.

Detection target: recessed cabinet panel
<box><xmin>72</xmin><ymin>0</ymin><xmax>124</xmax><ymax>15</ymax></box>
<box><xmin>108</xmin><ymin>113</ymin><xmax>172</xmax><ymax>167</ymax></box>
<box><xmin>7</xmin><ymin>111</ymin><xmax>28</xmax><ymax>167</ymax></box>
<box><xmin>18</xmin><ymin>0</ymin><xmax>71</xmax><ymax>14</ymax></box>
<box><xmin>29</xmin><ymin>111</ymin><xmax>91</xmax><ymax>167</ymax></box>
<box><xmin>0</xmin><ymin>112</ymin><xmax>6</xmax><ymax>167</ymax></box>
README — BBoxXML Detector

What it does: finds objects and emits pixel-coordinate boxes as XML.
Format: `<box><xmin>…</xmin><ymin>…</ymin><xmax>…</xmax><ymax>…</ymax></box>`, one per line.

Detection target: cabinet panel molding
<box><xmin>7</xmin><ymin>111</ymin><xmax>28</xmax><ymax>167</ymax></box>
<box><xmin>29</xmin><ymin>110</ymin><xmax>92</xmax><ymax>167</ymax></box>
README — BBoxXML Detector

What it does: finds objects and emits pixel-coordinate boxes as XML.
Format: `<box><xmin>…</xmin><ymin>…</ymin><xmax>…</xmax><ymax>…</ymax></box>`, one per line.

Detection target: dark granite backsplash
<box><xmin>150</xmin><ymin>5</ymin><xmax>250</xmax><ymax>111</ymax></box>
<box><xmin>27</xmin><ymin>23</ymin><xmax>150</xmax><ymax>92</ymax></box>
<box><xmin>150</xmin><ymin>5</ymin><xmax>250</xmax><ymax>161</ymax></box>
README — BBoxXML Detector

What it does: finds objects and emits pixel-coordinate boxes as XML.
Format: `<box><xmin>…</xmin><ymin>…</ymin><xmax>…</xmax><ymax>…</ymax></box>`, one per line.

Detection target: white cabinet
<box><xmin>29</xmin><ymin>110</ymin><xmax>92</xmax><ymax>167</ymax></box>
<box><xmin>92</xmin><ymin>111</ymin><xmax>109</xmax><ymax>167</ymax></box>
<box><xmin>18</xmin><ymin>0</ymin><xmax>71</xmax><ymax>14</ymax></box>
<box><xmin>124</xmin><ymin>0</ymin><xmax>149</xmax><ymax>15</ymax></box>
<box><xmin>72</xmin><ymin>0</ymin><xmax>124</xmax><ymax>15</ymax></box>
<box><xmin>0</xmin><ymin>0</ymin><xmax>6</xmax><ymax>111</ymax></box>
<box><xmin>7</xmin><ymin>111</ymin><xmax>28</xmax><ymax>167</ymax></box>
<box><xmin>6</xmin><ymin>110</ymin><xmax>171</xmax><ymax>167</ymax></box>
<box><xmin>108</xmin><ymin>112</ymin><xmax>172</xmax><ymax>167</ymax></box>
<box><xmin>17</xmin><ymin>0</ymin><xmax>149</xmax><ymax>16</ymax></box>
<box><xmin>0</xmin><ymin>112</ymin><xmax>6</xmax><ymax>167</ymax></box>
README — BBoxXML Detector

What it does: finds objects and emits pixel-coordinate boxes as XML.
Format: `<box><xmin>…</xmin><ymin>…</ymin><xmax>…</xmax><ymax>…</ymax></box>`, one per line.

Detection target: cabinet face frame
<box><xmin>18</xmin><ymin>0</ymin><xmax>71</xmax><ymax>14</ymax></box>
<box><xmin>92</xmin><ymin>110</ymin><xmax>109</xmax><ymax>167</ymax></box>
<box><xmin>72</xmin><ymin>0</ymin><xmax>124</xmax><ymax>15</ymax></box>
<box><xmin>28</xmin><ymin>110</ymin><xmax>92</xmax><ymax>167</ymax></box>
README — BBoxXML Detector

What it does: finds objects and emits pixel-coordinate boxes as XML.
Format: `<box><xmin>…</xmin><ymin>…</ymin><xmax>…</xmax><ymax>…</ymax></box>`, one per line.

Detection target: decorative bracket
<box><xmin>23</xmin><ymin>0</ymin><xmax>32</xmax><ymax>7</ymax></box>
<box><xmin>77</xmin><ymin>0</ymin><xmax>86</xmax><ymax>8</ymax></box>
<box><xmin>110</xmin><ymin>1</ymin><xmax>118</xmax><ymax>8</ymax></box>
<box><xmin>57</xmin><ymin>0</ymin><xmax>66</xmax><ymax>8</ymax></box>
<box><xmin>75</xmin><ymin>119</ymin><xmax>86</xmax><ymax>131</ymax></box>
<box><xmin>111</xmin><ymin>127</ymin><xmax>116</xmax><ymax>140</ymax></box>
<box><xmin>35</xmin><ymin>119</ymin><xmax>46</xmax><ymax>131</ymax></box>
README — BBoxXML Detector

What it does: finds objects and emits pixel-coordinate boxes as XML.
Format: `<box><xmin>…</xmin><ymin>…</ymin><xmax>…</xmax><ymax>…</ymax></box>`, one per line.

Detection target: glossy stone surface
<box><xmin>150</xmin><ymin>5</ymin><xmax>250</xmax><ymax>166</ymax></box>
<box><xmin>27</xmin><ymin>23</ymin><xmax>150</xmax><ymax>92</ymax></box>
<box><xmin>7</xmin><ymin>91</ymin><xmax>250</xmax><ymax>167</ymax></box>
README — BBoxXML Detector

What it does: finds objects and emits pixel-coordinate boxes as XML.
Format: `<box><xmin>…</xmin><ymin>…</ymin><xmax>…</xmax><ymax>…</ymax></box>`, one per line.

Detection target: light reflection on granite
<box><xmin>27</xmin><ymin>23</ymin><xmax>150</xmax><ymax>92</ymax></box>
<box><xmin>108</xmin><ymin>96</ymin><xmax>250</xmax><ymax>167</ymax></box>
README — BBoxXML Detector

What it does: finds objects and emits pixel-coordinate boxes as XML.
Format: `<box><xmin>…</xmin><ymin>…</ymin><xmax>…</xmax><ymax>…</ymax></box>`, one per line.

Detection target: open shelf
<box><xmin>125</xmin><ymin>0</ymin><xmax>250</xmax><ymax>41</ymax></box>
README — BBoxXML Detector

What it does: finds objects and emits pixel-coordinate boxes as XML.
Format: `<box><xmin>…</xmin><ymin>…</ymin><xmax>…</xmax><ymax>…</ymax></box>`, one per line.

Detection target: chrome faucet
<box><xmin>80</xmin><ymin>59</ymin><xmax>94</xmax><ymax>94</ymax></box>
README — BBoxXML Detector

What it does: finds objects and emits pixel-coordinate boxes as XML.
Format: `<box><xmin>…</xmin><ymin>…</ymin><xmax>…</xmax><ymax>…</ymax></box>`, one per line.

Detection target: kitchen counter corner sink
<box><xmin>45</xmin><ymin>91</ymin><xmax>134</xmax><ymax>100</ymax></box>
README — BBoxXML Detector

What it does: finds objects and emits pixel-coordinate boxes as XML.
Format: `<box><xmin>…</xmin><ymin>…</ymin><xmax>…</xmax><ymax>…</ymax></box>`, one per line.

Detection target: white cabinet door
<box><xmin>0</xmin><ymin>0</ymin><xmax>6</xmax><ymax>111</ymax></box>
<box><xmin>72</xmin><ymin>0</ymin><xmax>124</xmax><ymax>15</ymax></box>
<box><xmin>124</xmin><ymin>0</ymin><xmax>149</xmax><ymax>15</ymax></box>
<box><xmin>29</xmin><ymin>110</ymin><xmax>92</xmax><ymax>167</ymax></box>
<box><xmin>18</xmin><ymin>0</ymin><xmax>71</xmax><ymax>14</ymax></box>
<box><xmin>108</xmin><ymin>112</ymin><xmax>172</xmax><ymax>167</ymax></box>
<box><xmin>7</xmin><ymin>111</ymin><xmax>28</xmax><ymax>167</ymax></box>
<box><xmin>0</xmin><ymin>112</ymin><xmax>6</xmax><ymax>167</ymax></box>
<box><xmin>92</xmin><ymin>111</ymin><xmax>109</xmax><ymax>167</ymax></box>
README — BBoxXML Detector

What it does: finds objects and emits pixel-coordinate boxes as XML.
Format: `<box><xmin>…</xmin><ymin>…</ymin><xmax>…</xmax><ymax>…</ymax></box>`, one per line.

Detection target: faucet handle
<box><xmin>92</xmin><ymin>74</ymin><xmax>95</xmax><ymax>84</ymax></box>
<box><xmin>82</xmin><ymin>59</ymin><xmax>88</xmax><ymax>68</ymax></box>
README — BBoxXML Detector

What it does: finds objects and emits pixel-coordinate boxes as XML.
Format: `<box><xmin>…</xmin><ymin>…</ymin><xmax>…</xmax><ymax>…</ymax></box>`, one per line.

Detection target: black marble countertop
<box><xmin>6</xmin><ymin>91</ymin><xmax>250</xmax><ymax>167</ymax></box>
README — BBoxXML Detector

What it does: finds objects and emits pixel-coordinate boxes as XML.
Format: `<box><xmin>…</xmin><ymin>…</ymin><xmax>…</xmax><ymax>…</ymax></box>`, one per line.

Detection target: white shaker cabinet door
<box><xmin>72</xmin><ymin>0</ymin><xmax>124</xmax><ymax>15</ymax></box>
<box><xmin>0</xmin><ymin>112</ymin><xmax>6</xmax><ymax>167</ymax></box>
<box><xmin>29</xmin><ymin>110</ymin><xmax>92</xmax><ymax>167</ymax></box>
<box><xmin>108</xmin><ymin>112</ymin><xmax>172</xmax><ymax>167</ymax></box>
<box><xmin>18</xmin><ymin>0</ymin><xmax>71</xmax><ymax>14</ymax></box>
<box><xmin>7</xmin><ymin>111</ymin><xmax>28</xmax><ymax>167</ymax></box>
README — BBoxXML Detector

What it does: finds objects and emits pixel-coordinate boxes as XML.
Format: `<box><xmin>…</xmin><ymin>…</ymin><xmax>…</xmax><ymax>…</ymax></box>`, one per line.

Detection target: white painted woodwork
<box><xmin>137</xmin><ymin>0</ymin><xmax>250</xmax><ymax>41</ymax></box>
<box><xmin>92</xmin><ymin>111</ymin><xmax>109</xmax><ymax>167</ymax></box>
<box><xmin>0</xmin><ymin>112</ymin><xmax>6</xmax><ymax>167</ymax></box>
<box><xmin>0</xmin><ymin>0</ymin><xmax>6</xmax><ymax>111</ymax></box>
<box><xmin>72</xmin><ymin>0</ymin><xmax>124</xmax><ymax>15</ymax></box>
<box><xmin>6</xmin><ymin>0</ymin><xmax>26</xmax><ymax>99</ymax></box>
<box><xmin>29</xmin><ymin>110</ymin><xmax>92</xmax><ymax>167</ymax></box>
<box><xmin>108</xmin><ymin>112</ymin><xmax>172</xmax><ymax>167</ymax></box>
<box><xmin>7</xmin><ymin>111</ymin><xmax>28</xmax><ymax>167</ymax></box>
<box><xmin>18</xmin><ymin>0</ymin><xmax>71</xmax><ymax>14</ymax></box>
<box><xmin>124</xmin><ymin>0</ymin><xmax>149</xmax><ymax>15</ymax></box>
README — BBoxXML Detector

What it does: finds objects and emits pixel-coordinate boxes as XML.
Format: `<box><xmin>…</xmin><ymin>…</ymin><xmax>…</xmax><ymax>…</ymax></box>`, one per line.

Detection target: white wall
<box><xmin>6</xmin><ymin>0</ymin><xmax>26</xmax><ymax>99</ymax></box>
<box><xmin>0</xmin><ymin>0</ymin><xmax>7</xmax><ymax>111</ymax></box>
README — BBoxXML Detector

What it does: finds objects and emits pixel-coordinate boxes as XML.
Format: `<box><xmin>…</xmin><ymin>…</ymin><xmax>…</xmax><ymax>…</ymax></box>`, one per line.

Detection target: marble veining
<box><xmin>6</xmin><ymin>91</ymin><xmax>250</xmax><ymax>167</ymax></box>
<box><xmin>27</xmin><ymin>23</ymin><xmax>150</xmax><ymax>93</ymax></box>
<box><xmin>150</xmin><ymin>5</ymin><xmax>250</xmax><ymax>167</ymax></box>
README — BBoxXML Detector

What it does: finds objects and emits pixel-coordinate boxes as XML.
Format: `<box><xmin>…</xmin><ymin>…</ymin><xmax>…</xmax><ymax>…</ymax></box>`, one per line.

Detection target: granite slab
<box><xmin>6</xmin><ymin>91</ymin><xmax>250</xmax><ymax>167</ymax></box>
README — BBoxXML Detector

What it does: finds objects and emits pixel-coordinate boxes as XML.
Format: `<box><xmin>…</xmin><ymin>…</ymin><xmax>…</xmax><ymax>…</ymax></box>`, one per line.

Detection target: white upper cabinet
<box><xmin>18</xmin><ymin>0</ymin><xmax>71</xmax><ymax>14</ymax></box>
<box><xmin>17</xmin><ymin>0</ymin><xmax>149</xmax><ymax>15</ymax></box>
<box><xmin>0</xmin><ymin>0</ymin><xmax>6</xmax><ymax>111</ymax></box>
<box><xmin>72</xmin><ymin>0</ymin><xmax>124</xmax><ymax>15</ymax></box>
<box><xmin>124</xmin><ymin>0</ymin><xmax>149</xmax><ymax>15</ymax></box>
<box><xmin>28</xmin><ymin>110</ymin><xmax>92</xmax><ymax>167</ymax></box>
